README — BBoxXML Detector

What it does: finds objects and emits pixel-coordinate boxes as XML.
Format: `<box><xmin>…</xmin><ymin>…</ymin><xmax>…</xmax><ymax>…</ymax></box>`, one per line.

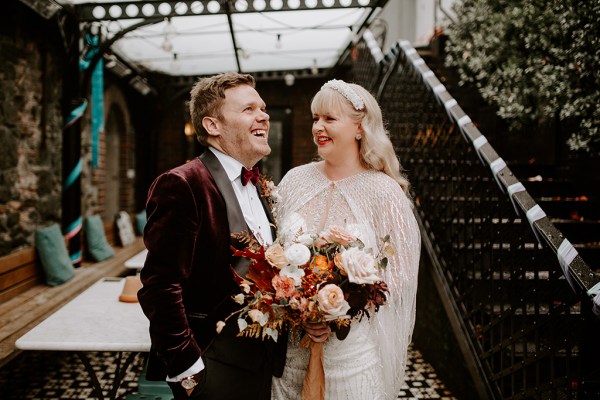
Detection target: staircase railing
<box><xmin>350</xmin><ymin>37</ymin><xmax>600</xmax><ymax>399</ymax></box>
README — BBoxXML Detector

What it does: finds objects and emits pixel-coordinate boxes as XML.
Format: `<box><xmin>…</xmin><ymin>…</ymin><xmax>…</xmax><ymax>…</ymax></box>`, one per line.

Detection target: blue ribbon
<box><xmin>64</xmin><ymin>158</ymin><xmax>82</xmax><ymax>190</ymax></box>
<box><xmin>65</xmin><ymin>215</ymin><xmax>83</xmax><ymax>239</ymax></box>
<box><xmin>91</xmin><ymin>58</ymin><xmax>104</xmax><ymax>168</ymax></box>
<box><xmin>65</xmin><ymin>100</ymin><xmax>88</xmax><ymax>128</ymax></box>
<box><xmin>70</xmin><ymin>250</ymin><xmax>82</xmax><ymax>264</ymax></box>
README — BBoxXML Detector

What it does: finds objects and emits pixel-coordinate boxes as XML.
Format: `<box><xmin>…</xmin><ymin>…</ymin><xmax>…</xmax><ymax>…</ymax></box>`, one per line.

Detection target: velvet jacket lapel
<box><xmin>199</xmin><ymin>151</ymin><xmax>246</xmax><ymax>233</ymax></box>
<box><xmin>199</xmin><ymin>150</ymin><xmax>281</xmax><ymax>277</ymax></box>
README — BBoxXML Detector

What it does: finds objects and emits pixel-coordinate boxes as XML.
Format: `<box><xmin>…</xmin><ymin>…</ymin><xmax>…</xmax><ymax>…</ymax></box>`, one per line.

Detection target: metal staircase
<box><xmin>348</xmin><ymin>36</ymin><xmax>600</xmax><ymax>399</ymax></box>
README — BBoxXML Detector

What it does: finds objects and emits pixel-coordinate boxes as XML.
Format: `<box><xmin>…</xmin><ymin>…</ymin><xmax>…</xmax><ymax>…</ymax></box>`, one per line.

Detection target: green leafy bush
<box><xmin>445</xmin><ymin>0</ymin><xmax>599</xmax><ymax>152</ymax></box>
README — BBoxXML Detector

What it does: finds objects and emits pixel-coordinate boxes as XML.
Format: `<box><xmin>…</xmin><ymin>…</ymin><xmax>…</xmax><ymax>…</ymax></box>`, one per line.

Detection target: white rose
<box><xmin>285</xmin><ymin>243</ymin><xmax>311</xmax><ymax>266</ymax></box>
<box><xmin>339</xmin><ymin>247</ymin><xmax>380</xmax><ymax>285</ymax></box>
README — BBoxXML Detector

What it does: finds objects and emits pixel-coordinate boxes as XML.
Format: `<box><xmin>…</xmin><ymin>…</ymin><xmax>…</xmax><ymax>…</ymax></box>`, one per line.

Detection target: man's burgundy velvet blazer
<box><xmin>138</xmin><ymin>150</ymin><xmax>285</xmax><ymax>381</ymax></box>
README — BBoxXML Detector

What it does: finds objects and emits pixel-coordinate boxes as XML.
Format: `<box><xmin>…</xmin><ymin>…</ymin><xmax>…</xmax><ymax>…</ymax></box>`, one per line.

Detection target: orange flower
<box><xmin>311</xmin><ymin>255</ymin><xmax>331</xmax><ymax>275</ymax></box>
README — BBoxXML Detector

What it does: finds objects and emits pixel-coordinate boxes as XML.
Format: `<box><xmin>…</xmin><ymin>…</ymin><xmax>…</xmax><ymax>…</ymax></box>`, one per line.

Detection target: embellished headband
<box><xmin>321</xmin><ymin>79</ymin><xmax>365</xmax><ymax>111</ymax></box>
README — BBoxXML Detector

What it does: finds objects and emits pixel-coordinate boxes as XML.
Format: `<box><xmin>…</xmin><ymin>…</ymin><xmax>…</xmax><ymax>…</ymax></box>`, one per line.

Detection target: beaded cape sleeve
<box><xmin>275</xmin><ymin>163</ymin><xmax>421</xmax><ymax>399</ymax></box>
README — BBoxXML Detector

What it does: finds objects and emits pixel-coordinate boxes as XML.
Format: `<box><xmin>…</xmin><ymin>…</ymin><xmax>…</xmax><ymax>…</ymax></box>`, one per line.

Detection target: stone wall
<box><xmin>0</xmin><ymin>2</ymin><xmax>65</xmax><ymax>256</ymax></box>
<box><xmin>0</xmin><ymin>2</ymin><xmax>143</xmax><ymax>257</ymax></box>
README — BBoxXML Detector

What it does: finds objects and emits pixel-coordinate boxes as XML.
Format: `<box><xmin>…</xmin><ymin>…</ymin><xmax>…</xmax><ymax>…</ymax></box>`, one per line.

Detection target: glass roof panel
<box><xmin>54</xmin><ymin>0</ymin><xmax>377</xmax><ymax>76</ymax></box>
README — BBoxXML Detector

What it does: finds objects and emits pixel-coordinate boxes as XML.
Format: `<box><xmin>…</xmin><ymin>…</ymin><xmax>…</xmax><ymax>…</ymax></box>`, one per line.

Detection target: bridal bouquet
<box><xmin>220</xmin><ymin>221</ymin><xmax>393</xmax><ymax>343</ymax></box>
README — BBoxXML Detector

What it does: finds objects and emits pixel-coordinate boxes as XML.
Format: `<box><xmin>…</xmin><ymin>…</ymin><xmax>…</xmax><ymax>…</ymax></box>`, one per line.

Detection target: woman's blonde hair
<box><xmin>311</xmin><ymin>81</ymin><xmax>410</xmax><ymax>194</ymax></box>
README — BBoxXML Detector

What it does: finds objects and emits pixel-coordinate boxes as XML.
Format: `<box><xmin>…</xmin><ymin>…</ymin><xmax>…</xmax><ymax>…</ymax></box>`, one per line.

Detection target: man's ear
<box><xmin>202</xmin><ymin>116</ymin><xmax>220</xmax><ymax>137</ymax></box>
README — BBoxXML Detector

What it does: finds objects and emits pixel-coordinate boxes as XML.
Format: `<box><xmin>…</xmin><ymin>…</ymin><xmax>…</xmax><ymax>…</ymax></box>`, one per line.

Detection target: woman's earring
<box><xmin>355</xmin><ymin>134</ymin><xmax>362</xmax><ymax>141</ymax></box>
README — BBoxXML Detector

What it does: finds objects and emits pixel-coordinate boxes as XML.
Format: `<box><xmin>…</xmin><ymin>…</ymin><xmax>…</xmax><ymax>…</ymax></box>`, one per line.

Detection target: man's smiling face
<box><xmin>211</xmin><ymin>84</ymin><xmax>271</xmax><ymax>168</ymax></box>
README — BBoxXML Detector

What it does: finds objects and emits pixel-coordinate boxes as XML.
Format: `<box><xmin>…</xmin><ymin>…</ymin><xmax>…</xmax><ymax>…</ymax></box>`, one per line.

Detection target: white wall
<box><xmin>378</xmin><ymin>0</ymin><xmax>458</xmax><ymax>51</ymax></box>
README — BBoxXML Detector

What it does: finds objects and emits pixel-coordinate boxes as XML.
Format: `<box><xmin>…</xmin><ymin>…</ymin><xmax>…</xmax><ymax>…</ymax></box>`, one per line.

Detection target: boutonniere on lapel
<box><xmin>258</xmin><ymin>175</ymin><xmax>281</xmax><ymax>217</ymax></box>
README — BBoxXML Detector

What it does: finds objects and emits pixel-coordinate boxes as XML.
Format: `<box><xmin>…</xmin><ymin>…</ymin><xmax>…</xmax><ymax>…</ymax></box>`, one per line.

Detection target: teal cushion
<box><xmin>135</xmin><ymin>210</ymin><xmax>147</xmax><ymax>236</ymax></box>
<box><xmin>35</xmin><ymin>224</ymin><xmax>75</xmax><ymax>286</ymax></box>
<box><xmin>85</xmin><ymin>215</ymin><xmax>116</xmax><ymax>261</ymax></box>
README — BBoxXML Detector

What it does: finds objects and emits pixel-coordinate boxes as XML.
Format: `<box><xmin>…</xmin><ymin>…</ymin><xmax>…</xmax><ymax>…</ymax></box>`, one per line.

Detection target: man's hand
<box><xmin>302</xmin><ymin>321</ymin><xmax>331</xmax><ymax>343</ymax></box>
<box><xmin>183</xmin><ymin>370</ymin><xmax>205</xmax><ymax>397</ymax></box>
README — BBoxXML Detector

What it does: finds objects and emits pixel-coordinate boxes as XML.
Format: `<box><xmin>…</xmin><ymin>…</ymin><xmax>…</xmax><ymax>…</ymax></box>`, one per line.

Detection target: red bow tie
<box><xmin>241</xmin><ymin>166</ymin><xmax>260</xmax><ymax>186</ymax></box>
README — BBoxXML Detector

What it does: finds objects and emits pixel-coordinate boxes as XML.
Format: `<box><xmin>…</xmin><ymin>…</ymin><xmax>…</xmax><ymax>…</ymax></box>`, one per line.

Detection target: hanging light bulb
<box><xmin>284</xmin><ymin>73</ymin><xmax>295</xmax><ymax>86</ymax></box>
<box><xmin>161</xmin><ymin>17</ymin><xmax>175</xmax><ymax>53</ymax></box>
<box><xmin>275</xmin><ymin>33</ymin><xmax>282</xmax><ymax>49</ymax></box>
<box><xmin>162</xmin><ymin>37</ymin><xmax>173</xmax><ymax>52</ymax></box>
<box><xmin>311</xmin><ymin>59</ymin><xmax>318</xmax><ymax>75</ymax></box>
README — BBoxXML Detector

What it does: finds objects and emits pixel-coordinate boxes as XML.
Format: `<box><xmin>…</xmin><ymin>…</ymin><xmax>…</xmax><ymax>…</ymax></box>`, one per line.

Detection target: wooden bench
<box><xmin>0</xmin><ymin>222</ymin><xmax>145</xmax><ymax>367</ymax></box>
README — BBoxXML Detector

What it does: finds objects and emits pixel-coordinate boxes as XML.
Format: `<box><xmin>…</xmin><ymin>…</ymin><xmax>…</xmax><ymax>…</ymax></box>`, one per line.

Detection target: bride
<box><xmin>271</xmin><ymin>80</ymin><xmax>421</xmax><ymax>400</ymax></box>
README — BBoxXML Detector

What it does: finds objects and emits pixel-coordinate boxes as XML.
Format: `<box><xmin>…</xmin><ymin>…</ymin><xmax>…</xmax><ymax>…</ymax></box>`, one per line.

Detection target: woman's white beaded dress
<box><xmin>271</xmin><ymin>163</ymin><xmax>421</xmax><ymax>400</ymax></box>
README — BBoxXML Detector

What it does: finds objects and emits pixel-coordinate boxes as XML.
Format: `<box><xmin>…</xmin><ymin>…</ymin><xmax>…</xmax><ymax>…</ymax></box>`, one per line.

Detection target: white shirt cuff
<box><xmin>165</xmin><ymin>357</ymin><xmax>205</xmax><ymax>382</ymax></box>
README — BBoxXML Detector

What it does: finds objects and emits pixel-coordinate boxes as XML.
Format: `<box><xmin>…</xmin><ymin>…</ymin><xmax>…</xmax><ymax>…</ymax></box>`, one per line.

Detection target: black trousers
<box><xmin>167</xmin><ymin>353</ymin><xmax>272</xmax><ymax>400</ymax></box>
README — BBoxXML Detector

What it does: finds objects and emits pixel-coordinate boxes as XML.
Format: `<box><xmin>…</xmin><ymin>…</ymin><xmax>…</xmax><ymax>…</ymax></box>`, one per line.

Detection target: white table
<box><xmin>124</xmin><ymin>248</ymin><xmax>148</xmax><ymax>270</ymax></box>
<box><xmin>16</xmin><ymin>277</ymin><xmax>150</xmax><ymax>400</ymax></box>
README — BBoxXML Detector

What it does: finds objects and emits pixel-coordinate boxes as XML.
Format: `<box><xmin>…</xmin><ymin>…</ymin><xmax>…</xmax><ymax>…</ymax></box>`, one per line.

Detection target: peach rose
<box><xmin>333</xmin><ymin>253</ymin><xmax>346</xmax><ymax>275</ymax></box>
<box><xmin>339</xmin><ymin>247</ymin><xmax>380</xmax><ymax>285</ymax></box>
<box><xmin>265</xmin><ymin>243</ymin><xmax>288</xmax><ymax>269</ymax></box>
<box><xmin>317</xmin><ymin>284</ymin><xmax>350</xmax><ymax>320</ymax></box>
<box><xmin>326</xmin><ymin>226</ymin><xmax>357</xmax><ymax>246</ymax></box>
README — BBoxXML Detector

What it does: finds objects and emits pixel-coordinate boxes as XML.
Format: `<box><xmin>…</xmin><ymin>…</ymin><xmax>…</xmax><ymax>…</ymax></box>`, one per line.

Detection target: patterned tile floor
<box><xmin>0</xmin><ymin>344</ymin><xmax>456</xmax><ymax>399</ymax></box>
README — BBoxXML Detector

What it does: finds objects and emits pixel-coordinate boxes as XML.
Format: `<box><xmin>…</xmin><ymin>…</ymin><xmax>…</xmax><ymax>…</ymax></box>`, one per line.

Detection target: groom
<box><xmin>138</xmin><ymin>72</ymin><xmax>286</xmax><ymax>400</ymax></box>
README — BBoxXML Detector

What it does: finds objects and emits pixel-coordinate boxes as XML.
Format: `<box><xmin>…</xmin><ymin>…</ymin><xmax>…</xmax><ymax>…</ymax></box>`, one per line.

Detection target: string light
<box><xmin>275</xmin><ymin>33</ymin><xmax>282</xmax><ymax>49</ymax></box>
